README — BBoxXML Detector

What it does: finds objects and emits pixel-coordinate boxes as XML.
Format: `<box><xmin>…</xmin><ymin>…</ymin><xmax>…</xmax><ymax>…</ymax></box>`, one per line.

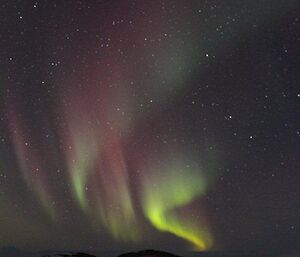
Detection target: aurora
<box><xmin>0</xmin><ymin>1</ymin><xmax>298</xmax><ymax>255</ymax></box>
<box><xmin>141</xmin><ymin>158</ymin><xmax>213</xmax><ymax>250</ymax></box>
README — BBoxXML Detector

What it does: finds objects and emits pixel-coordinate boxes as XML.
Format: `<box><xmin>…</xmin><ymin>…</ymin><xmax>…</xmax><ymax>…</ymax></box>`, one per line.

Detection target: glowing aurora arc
<box><xmin>142</xmin><ymin>161</ymin><xmax>213</xmax><ymax>250</ymax></box>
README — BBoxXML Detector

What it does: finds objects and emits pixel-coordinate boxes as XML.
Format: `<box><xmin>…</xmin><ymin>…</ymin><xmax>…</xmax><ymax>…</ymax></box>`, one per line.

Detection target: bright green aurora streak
<box><xmin>142</xmin><ymin>160</ymin><xmax>213</xmax><ymax>250</ymax></box>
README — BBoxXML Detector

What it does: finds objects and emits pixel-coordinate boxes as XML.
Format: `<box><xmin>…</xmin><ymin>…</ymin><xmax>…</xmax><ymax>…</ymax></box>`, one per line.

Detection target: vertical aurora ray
<box><xmin>60</xmin><ymin>83</ymin><xmax>102</xmax><ymax>211</ymax></box>
<box><xmin>65</xmin><ymin>128</ymin><xmax>99</xmax><ymax>211</ymax></box>
<box><xmin>60</xmin><ymin>74</ymin><xmax>140</xmax><ymax>241</ymax></box>
<box><xmin>93</xmin><ymin>133</ymin><xmax>140</xmax><ymax>241</ymax></box>
<box><xmin>7</xmin><ymin>110</ymin><xmax>55</xmax><ymax>218</ymax></box>
<box><xmin>141</xmin><ymin>159</ymin><xmax>213</xmax><ymax>250</ymax></box>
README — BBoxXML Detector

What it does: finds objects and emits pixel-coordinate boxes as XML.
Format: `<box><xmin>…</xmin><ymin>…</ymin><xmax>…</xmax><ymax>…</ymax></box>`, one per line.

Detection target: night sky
<box><xmin>0</xmin><ymin>0</ymin><xmax>299</xmax><ymax>254</ymax></box>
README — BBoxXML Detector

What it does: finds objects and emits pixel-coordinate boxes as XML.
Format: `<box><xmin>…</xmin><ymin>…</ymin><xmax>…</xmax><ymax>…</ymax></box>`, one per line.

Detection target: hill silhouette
<box><xmin>43</xmin><ymin>249</ymin><xmax>179</xmax><ymax>257</ymax></box>
<box><xmin>118</xmin><ymin>249</ymin><xmax>181</xmax><ymax>257</ymax></box>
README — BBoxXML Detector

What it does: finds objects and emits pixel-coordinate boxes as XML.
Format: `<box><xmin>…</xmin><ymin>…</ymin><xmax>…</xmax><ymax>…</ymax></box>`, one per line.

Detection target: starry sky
<box><xmin>0</xmin><ymin>0</ymin><xmax>299</xmax><ymax>254</ymax></box>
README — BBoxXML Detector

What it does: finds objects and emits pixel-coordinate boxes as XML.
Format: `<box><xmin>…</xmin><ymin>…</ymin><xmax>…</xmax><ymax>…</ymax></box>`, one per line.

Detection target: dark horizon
<box><xmin>0</xmin><ymin>246</ymin><xmax>299</xmax><ymax>257</ymax></box>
